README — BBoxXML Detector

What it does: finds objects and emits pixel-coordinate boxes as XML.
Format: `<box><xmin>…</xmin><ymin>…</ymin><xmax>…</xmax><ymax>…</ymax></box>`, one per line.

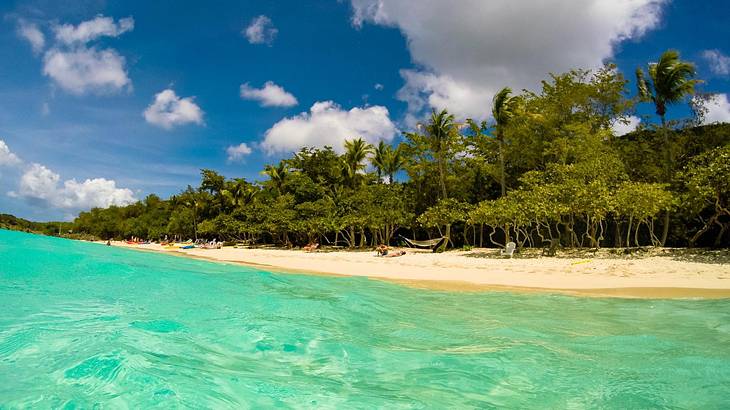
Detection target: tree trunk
<box><xmin>660</xmin><ymin>114</ymin><xmax>670</xmax><ymax>247</ymax></box>
<box><xmin>192</xmin><ymin>205</ymin><xmax>198</xmax><ymax>241</ymax></box>
<box><xmin>438</xmin><ymin>223</ymin><xmax>451</xmax><ymax>252</ymax></box>
<box><xmin>437</xmin><ymin>155</ymin><xmax>448</xmax><ymax>200</ymax></box>
<box><xmin>714</xmin><ymin>222</ymin><xmax>728</xmax><ymax>247</ymax></box>
<box><xmin>498</xmin><ymin>135</ymin><xmax>506</xmax><ymax>197</ymax></box>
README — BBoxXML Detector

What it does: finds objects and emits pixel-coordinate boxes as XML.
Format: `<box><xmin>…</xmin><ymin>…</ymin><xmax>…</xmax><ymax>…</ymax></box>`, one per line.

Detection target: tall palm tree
<box><xmin>343</xmin><ymin>137</ymin><xmax>373</xmax><ymax>188</ymax></box>
<box><xmin>180</xmin><ymin>186</ymin><xmax>200</xmax><ymax>241</ymax></box>
<box><xmin>383</xmin><ymin>144</ymin><xmax>407</xmax><ymax>184</ymax></box>
<box><xmin>371</xmin><ymin>141</ymin><xmax>389</xmax><ymax>182</ymax></box>
<box><xmin>492</xmin><ymin>87</ymin><xmax>520</xmax><ymax>197</ymax></box>
<box><xmin>424</xmin><ymin>109</ymin><xmax>457</xmax><ymax>200</ymax></box>
<box><xmin>636</xmin><ymin>49</ymin><xmax>699</xmax><ymax>245</ymax></box>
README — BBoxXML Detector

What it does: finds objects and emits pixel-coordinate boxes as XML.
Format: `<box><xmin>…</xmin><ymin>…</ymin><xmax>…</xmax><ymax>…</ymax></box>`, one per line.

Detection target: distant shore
<box><xmin>102</xmin><ymin>241</ymin><xmax>730</xmax><ymax>299</ymax></box>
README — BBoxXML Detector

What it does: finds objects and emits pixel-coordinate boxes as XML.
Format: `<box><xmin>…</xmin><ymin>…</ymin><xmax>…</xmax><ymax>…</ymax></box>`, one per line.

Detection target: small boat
<box><xmin>179</xmin><ymin>245</ymin><xmax>195</xmax><ymax>249</ymax></box>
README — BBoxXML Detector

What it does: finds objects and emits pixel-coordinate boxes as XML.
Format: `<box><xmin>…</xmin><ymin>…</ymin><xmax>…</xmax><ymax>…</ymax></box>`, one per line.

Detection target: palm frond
<box><xmin>492</xmin><ymin>87</ymin><xmax>517</xmax><ymax>127</ymax></box>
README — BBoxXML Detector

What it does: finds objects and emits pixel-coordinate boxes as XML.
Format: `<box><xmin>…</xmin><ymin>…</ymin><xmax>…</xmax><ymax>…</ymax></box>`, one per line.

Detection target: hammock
<box><xmin>399</xmin><ymin>235</ymin><xmax>447</xmax><ymax>249</ymax></box>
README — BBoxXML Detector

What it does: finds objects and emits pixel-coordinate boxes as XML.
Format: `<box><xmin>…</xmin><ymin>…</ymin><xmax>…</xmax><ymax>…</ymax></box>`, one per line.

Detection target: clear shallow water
<box><xmin>0</xmin><ymin>230</ymin><xmax>729</xmax><ymax>408</ymax></box>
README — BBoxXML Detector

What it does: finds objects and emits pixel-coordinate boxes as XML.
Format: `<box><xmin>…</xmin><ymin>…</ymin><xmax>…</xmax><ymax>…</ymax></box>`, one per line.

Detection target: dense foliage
<box><xmin>67</xmin><ymin>52</ymin><xmax>729</xmax><ymax>249</ymax></box>
<box><xmin>0</xmin><ymin>214</ymin><xmax>73</xmax><ymax>237</ymax></box>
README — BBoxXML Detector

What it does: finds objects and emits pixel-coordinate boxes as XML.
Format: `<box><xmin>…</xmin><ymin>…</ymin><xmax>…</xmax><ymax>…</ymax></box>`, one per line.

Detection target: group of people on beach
<box><xmin>301</xmin><ymin>241</ymin><xmax>406</xmax><ymax>257</ymax></box>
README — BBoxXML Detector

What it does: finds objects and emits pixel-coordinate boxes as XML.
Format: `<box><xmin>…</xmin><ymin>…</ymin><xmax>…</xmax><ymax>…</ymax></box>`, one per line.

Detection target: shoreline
<box><xmin>102</xmin><ymin>241</ymin><xmax>730</xmax><ymax>299</ymax></box>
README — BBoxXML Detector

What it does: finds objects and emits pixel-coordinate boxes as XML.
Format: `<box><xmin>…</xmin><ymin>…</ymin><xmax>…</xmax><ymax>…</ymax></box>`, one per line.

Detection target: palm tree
<box><xmin>371</xmin><ymin>141</ymin><xmax>389</xmax><ymax>182</ymax></box>
<box><xmin>491</xmin><ymin>87</ymin><xmax>520</xmax><ymax>197</ymax></box>
<box><xmin>636</xmin><ymin>49</ymin><xmax>699</xmax><ymax>245</ymax></box>
<box><xmin>383</xmin><ymin>144</ymin><xmax>406</xmax><ymax>184</ymax></box>
<box><xmin>343</xmin><ymin>137</ymin><xmax>373</xmax><ymax>188</ymax></box>
<box><xmin>180</xmin><ymin>186</ymin><xmax>200</xmax><ymax>241</ymax></box>
<box><xmin>263</xmin><ymin>161</ymin><xmax>289</xmax><ymax>194</ymax></box>
<box><xmin>222</xmin><ymin>178</ymin><xmax>254</xmax><ymax>209</ymax></box>
<box><xmin>421</xmin><ymin>109</ymin><xmax>459</xmax><ymax>250</ymax></box>
<box><xmin>424</xmin><ymin>109</ymin><xmax>457</xmax><ymax>200</ymax></box>
<box><xmin>371</xmin><ymin>141</ymin><xmax>406</xmax><ymax>184</ymax></box>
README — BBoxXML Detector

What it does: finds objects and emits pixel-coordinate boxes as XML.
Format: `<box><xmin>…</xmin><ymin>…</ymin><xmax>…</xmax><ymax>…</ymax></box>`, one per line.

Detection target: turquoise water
<box><xmin>0</xmin><ymin>230</ymin><xmax>729</xmax><ymax>408</ymax></box>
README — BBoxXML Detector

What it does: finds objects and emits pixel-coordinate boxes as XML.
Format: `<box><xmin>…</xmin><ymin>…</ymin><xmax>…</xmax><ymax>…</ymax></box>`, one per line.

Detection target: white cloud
<box><xmin>143</xmin><ymin>89</ymin><xmax>204</xmax><ymax>130</ymax></box>
<box><xmin>702</xmin><ymin>49</ymin><xmax>730</xmax><ymax>76</ymax></box>
<box><xmin>350</xmin><ymin>0</ymin><xmax>667</xmax><ymax>121</ymax></box>
<box><xmin>43</xmin><ymin>47</ymin><xmax>131</xmax><ymax>95</ymax></box>
<box><xmin>243</xmin><ymin>15</ymin><xmax>278</xmax><ymax>45</ymax></box>
<box><xmin>226</xmin><ymin>143</ymin><xmax>253</xmax><ymax>162</ymax></box>
<box><xmin>240</xmin><ymin>81</ymin><xmax>298</xmax><ymax>107</ymax></box>
<box><xmin>20</xmin><ymin>15</ymin><xmax>135</xmax><ymax>95</ymax></box>
<box><xmin>397</xmin><ymin>70</ymin><xmax>494</xmax><ymax>124</ymax></box>
<box><xmin>54</xmin><ymin>15</ymin><xmax>134</xmax><ymax>45</ymax></box>
<box><xmin>0</xmin><ymin>140</ymin><xmax>22</xmax><ymax>167</ymax></box>
<box><xmin>700</xmin><ymin>94</ymin><xmax>730</xmax><ymax>125</ymax></box>
<box><xmin>261</xmin><ymin>101</ymin><xmax>397</xmax><ymax>154</ymax></box>
<box><xmin>11</xmin><ymin>163</ymin><xmax>135</xmax><ymax>209</ymax></box>
<box><xmin>17</xmin><ymin>21</ymin><xmax>45</xmax><ymax>53</ymax></box>
<box><xmin>611</xmin><ymin>115</ymin><xmax>641</xmax><ymax>136</ymax></box>
<box><xmin>374</xmin><ymin>83</ymin><xmax>384</xmax><ymax>91</ymax></box>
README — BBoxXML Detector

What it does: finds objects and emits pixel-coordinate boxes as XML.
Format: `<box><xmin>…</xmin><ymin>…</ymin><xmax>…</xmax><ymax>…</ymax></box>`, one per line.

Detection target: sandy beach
<box><xmin>103</xmin><ymin>242</ymin><xmax>730</xmax><ymax>298</ymax></box>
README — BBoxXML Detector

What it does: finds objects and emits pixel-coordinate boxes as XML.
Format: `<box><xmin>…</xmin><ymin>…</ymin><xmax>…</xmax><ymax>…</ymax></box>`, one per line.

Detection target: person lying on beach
<box><xmin>376</xmin><ymin>246</ymin><xmax>406</xmax><ymax>257</ymax></box>
<box><xmin>303</xmin><ymin>242</ymin><xmax>319</xmax><ymax>252</ymax></box>
<box><xmin>376</xmin><ymin>244</ymin><xmax>389</xmax><ymax>256</ymax></box>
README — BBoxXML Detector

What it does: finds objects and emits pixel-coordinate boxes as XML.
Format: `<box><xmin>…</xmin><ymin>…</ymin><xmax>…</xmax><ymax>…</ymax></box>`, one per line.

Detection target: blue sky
<box><xmin>1</xmin><ymin>0</ymin><xmax>729</xmax><ymax>220</ymax></box>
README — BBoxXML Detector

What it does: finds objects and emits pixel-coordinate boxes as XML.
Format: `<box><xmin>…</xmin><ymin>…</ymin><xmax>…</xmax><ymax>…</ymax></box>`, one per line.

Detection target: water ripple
<box><xmin>1</xmin><ymin>229</ymin><xmax>729</xmax><ymax>408</ymax></box>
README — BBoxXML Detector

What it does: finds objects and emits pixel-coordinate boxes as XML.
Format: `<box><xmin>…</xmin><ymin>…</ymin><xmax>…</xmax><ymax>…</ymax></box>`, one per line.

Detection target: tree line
<box><xmin>71</xmin><ymin>50</ymin><xmax>730</xmax><ymax>250</ymax></box>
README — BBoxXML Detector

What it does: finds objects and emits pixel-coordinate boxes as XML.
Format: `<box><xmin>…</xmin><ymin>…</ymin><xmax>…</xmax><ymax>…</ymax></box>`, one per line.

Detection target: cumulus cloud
<box><xmin>10</xmin><ymin>163</ymin><xmax>135</xmax><ymax>209</ymax></box>
<box><xmin>226</xmin><ymin>143</ymin><xmax>253</xmax><ymax>162</ymax></box>
<box><xmin>0</xmin><ymin>140</ymin><xmax>22</xmax><ymax>167</ymax></box>
<box><xmin>611</xmin><ymin>115</ymin><xmax>641</xmax><ymax>136</ymax></box>
<box><xmin>244</xmin><ymin>15</ymin><xmax>278</xmax><ymax>45</ymax></box>
<box><xmin>240</xmin><ymin>81</ymin><xmax>298</xmax><ymax>107</ymax></box>
<box><xmin>261</xmin><ymin>101</ymin><xmax>397</xmax><ymax>154</ymax></box>
<box><xmin>43</xmin><ymin>47</ymin><xmax>131</xmax><ymax>95</ymax></box>
<box><xmin>16</xmin><ymin>15</ymin><xmax>135</xmax><ymax>95</ymax></box>
<box><xmin>143</xmin><ymin>89</ymin><xmax>204</xmax><ymax>129</ymax></box>
<box><xmin>16</xmin><ymin>20</ymin><xmax>45</xmax><ymax>54</ymax></box>
<box><xmin>702</xmin><ymin>49</ymin><xmax>730</xmax><ymax>76</ymax></box>
<box><xmin>350</xmin><ymin>0</ymin><xmax>667</xmax><ymax>121</ymax></box>
<box><xmin>700</xmin><ymin>94</ymin><xmax>730</xmax><ymax>125</ymax></box>
<box><xmin>53</xmin><ymin>15</ymin><xmax>134</xmax><ymax>45</ymax></box>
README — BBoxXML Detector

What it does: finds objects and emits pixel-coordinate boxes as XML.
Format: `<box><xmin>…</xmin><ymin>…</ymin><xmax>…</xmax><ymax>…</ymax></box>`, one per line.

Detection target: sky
<box><xmin>0</xmin><ymin>0</ymin><xmax>729</xmax><ymax>221</ymax></box>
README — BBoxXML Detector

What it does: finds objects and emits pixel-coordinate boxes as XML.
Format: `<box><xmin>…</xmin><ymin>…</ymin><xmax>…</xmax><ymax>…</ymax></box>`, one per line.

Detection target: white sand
<box><xmin>106</xmin><ymin>242</ymin><xmax>730</xmax><ymax>298</ymax></box>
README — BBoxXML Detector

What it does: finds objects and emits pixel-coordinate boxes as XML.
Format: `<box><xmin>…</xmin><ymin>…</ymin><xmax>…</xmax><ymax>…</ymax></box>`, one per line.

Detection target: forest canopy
<box><xmin>66</xmin><ymin>52</ymin><xmax>730</xmax><ymax>249</ymax></box>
